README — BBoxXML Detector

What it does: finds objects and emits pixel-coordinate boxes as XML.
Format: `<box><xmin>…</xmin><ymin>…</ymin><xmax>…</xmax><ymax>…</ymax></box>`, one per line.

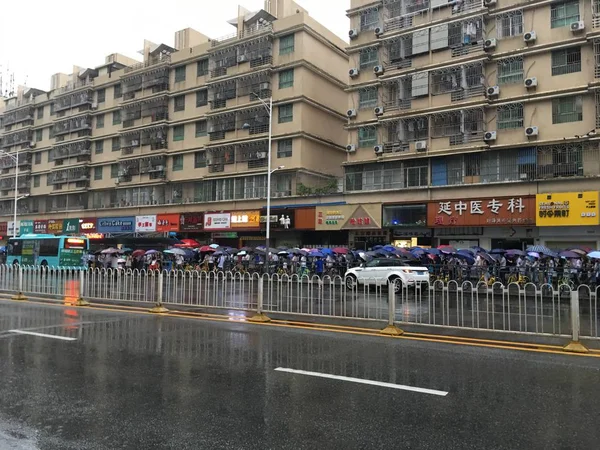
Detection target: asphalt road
<box><xmin>0</xmin><ymin>299</ymin><xmax>599</xmax><ymax>449</ymax></box>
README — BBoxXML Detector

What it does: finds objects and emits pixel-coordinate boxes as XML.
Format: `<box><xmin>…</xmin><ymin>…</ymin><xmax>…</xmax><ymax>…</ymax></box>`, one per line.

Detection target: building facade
<box><xmin>345</xmin><ymin>0</ymin><xmax>600</xmax><ymax>249</ymax></box>
<box><xmin>0</xmin><ymin>0</ymin><xmax>348</xmax><ymax>247</ymax></box>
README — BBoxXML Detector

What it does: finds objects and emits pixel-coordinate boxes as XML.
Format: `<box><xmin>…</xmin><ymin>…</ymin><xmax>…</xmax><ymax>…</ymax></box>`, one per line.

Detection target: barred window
<box><xmin>174</xmin><ymin>95</ymin><xmax>186</xmax><ymax>112</ymax></box>
<box><xmin>175</xmin><ymin>66</ymin><xmax>186</xmax><ymax>83</ymax></box>
<box><xmin>551</xmin><ymin>1</ymin><xmax>580</xmax><ymax>28</ymax></box>
<box><xmin>173</xmin><ymin>125</ymin><xmax>185</xmax><ymax>141</ymax></box>
<box><xmin>359</xmin><ymin>48</ymin><xmax>379</xmax><ymax>69</ymax></box>
<box><xmin>113</xmin><ymin>110</ymin><xmax>121</xmax><ymax>125</ymax></box>
<box><xmin>279</xmin><ymin>69</ymin><xmax>294</xmax><ymax>89</ymax></box>
<box><xmin>197</xmin><ymin>59</ymin><xmax>209</xmax><ymax>77</ymax></box>
<box><xmin>360</xmin><ymin>9</ymin><xmax>379</xmax><ymax>31</ymax></box>
<box><xmin>279</xmin><ymin>34</ymin><xmax>295</xmax><ymax>55</ymax></box>
<box><xmin>497</xmin><ymin>104</ymin><xmax>524</xmax><ymax>129</ymax></box>
<box><xmin>278</xmin><ymin>104</ymin><xmax>294</xmax><ymax>123</ymax></box>
<box><xmin>196</xmin><ymin>90</ymin><xmax>208</xmax><ymax>107</ymax></box>
<box><xmin>277</xmin><ymin>139</ymin><xmax>293</xmax><ymax>158</ymax></box>
<box><xmin>551</xmin><ymin>47</ymin><xmax>581</xmax><ymax>76</ymax></box>
<box><xmin>194</xmin><ymin>151</ymin><xmax>207</xmax><ymax>168</ymax></box>
<box><xmin>195</xmin><ymin>120</ymin><xmax>207</xmax><ymax>137</ymax></box>
<box><xmin>496</xmin><ymin>11</ymin><xmax>523</xmax><ymax>39</ymax></box>
<box><xmin>358</xmin><ymin>127</ymin><xmax>377</xmax><ymax>148</ymax></box>
<box><xmin>359</xmin><ymin>88</ymin><xmax>378</xmax><ymax>109</ymax></box>
<box><xmin>552</xmin><ymin>96</ymin><xmax>583</xmax><ymax>124</ymax></box>
<box><xmin>497</xmin><ymin>57</ymin><xmax>523</xmax><ymax>85</ymax></box>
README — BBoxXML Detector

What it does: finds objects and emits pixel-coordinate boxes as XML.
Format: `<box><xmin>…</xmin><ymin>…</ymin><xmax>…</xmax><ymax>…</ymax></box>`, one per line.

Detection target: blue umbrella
<box><xmin>320</xmin><ymin>248</ymin><xmax>334</xmax><ymax>255</ymax></box>
<box><xmin>471</xmin><ymin>246</ymin><xmax>487</xmax><ymax>253</ymax></box>
<box><xmin>383</xmin><ymin>245</ymin><xmax>396</xmax><ymax>252</ymax></box>
<box><xmin>426</xmin><ymin>248</ymin><xmax>442</xmax><ymax>255</ymax></box>
<box><xmin>458</xmin><ymin>248</ymin><xmax>476</xmax><ymax>255</ymax></box>
<box><xmin>588</xmin><ymin>251</ymin><xmax>600</xmax><ymax>259</ymax></box>
<box><xmin>455</xmin><ymin>253</ymin><xmax>475</xmax><ymax>265</ymax></box>
<box><xmin>309</xmin><ymin>251</ymin><xmax>324</xmax><ymax>258</ymax></box>
<box><xmin>410</xmin><ymin>247</ymin><xmax>426</xmax><ymax>256</ymax></box>
<box><xmin>506</xmin><ymin>249</ymin><xmax>525</xmax><ymax>256</ymax></box>
<box><xmin>457</xmin><ymin>249</ymin><xmax>475</xmax><ymax>257</ymax></box>
<box><xmin>526</xmin><ymin>245</ymin><xmax>553</xmax><ymax>255</ymax></box>
<box><xmin>490</xmin><ymin>249</ymin><xmax>507</xmax><ymax>254</ymax></box>
<box><xmin>372</xmin><ymin>245</ymin><xmax>383</xmax><ymax>250</ymax></box>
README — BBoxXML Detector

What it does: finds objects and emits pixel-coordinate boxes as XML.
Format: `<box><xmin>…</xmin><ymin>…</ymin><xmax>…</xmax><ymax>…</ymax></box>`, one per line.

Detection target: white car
<box><xmin>345</xmin><ymin>258</ymin><xmax>430</xmax><ymax>291</ymax></box>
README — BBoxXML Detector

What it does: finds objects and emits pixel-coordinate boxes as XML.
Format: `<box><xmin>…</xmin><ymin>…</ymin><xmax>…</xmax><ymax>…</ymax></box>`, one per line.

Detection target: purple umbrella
<box><xmin>559</xmin><ymin>250</ymin><xmax>580</xmax><ymax>259</ymax></box>
<box><xmin>506</xmin><ymin>249</ymin><xmax>525</xmax><ymax>256</ymax></box>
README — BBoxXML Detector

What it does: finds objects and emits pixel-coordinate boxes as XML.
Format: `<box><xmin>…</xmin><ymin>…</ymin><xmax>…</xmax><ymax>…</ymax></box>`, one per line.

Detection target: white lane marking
<box><xmin>274</xmin><ymin>367</ymin><xmax>448</xmax><ymax>397</ymax></box>
<box><xmin>8</xmin><ymin>330</ymin><xmax>76</xmax><ymax>341</ymax></box>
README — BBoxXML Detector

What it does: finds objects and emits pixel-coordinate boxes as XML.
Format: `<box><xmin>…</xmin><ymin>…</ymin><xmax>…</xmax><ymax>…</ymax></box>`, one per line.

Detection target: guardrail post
<box><xmin>149</xmin><ymin>271</ymin><xmax>169</xmax><ymax>314</ymax></box>
<box><xmin>563</xmin><ymin>290</ymin><xmax>589</xmax><ymax>353</ymax></box>
<box><xmin>12</xmin><ymin>266</ymin><xmax>27</xmax><ymax>301</ymax></box>
<box><xmin>74</xmin><ymin>270</ymin><xmax>90</xmax><ymax>306</ymax></box>
<box><xmin>249</xmin><ymin>275</ymin><xmax>271</xmax><ymax>323</ymax></box>
<box><xmin>381</xmin><ymin>282</ymin><xmax>403</xmax><ymax>336</ymax></box>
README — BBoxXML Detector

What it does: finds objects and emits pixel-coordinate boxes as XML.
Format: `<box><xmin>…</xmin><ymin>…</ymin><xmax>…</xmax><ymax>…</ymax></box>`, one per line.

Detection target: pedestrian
<box><xmin>315</xmin><ymin>257</ymin><xmax>324</xmax><ymax>278</ymax></box>
<box><xmin>218</xmin><ymin>253</ymin><xmax>226</xmax><ymax>271</ymax></box>
<box><xmin>125</xmin><ymin>255</ymin><xmax>133</xmax><ymax>270</ymax></box>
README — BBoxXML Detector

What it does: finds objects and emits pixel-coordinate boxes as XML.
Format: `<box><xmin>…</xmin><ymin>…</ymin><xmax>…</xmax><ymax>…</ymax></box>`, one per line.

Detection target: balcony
<box><xmin>47</xmin><ymin>167</ymin><xmax>89</xmax><ymax>185</ymax></box>
<box><xmin>2</xmin><ymin>106</ymin><xmax>34</xmax><ymax>128</ymax></box>
<box><xmin>142</xmin><ymin>126</ymin><xmax>168</xmax><ymax>150</ymax></box>
<box><xmin>382</xmin><ymin>118</ymin><xmax>428</xmax><ymax>153</ymax></box>
<box><xmin>49</xmin><ymin>140</ymin><xmax>92</xmax><ymax>162</ymax></box>
<box><xmin>49</xmin><ymin>193</ymin><xmax>88</xmax><ymax>211</ymax></box>
<box><xmin>236</xmin><ymin>72</ymin><xmax>272</xmax><ymax>102</ymax></box>
<box><xmin>207</xmin><ymin>112</ymin><xmax>236</xmax><ymax>142</ymax></box>
<box><xmin>431</xmin><ymin>108</ymin><xmax>484</xmax><ymax>147</ymax></box>
<box><xmin>209</xmin><ymin>80</ymin><xmax>236</xmax><ymax>110</ymax></box>
<box><xmin>209</xmin><ymin>47</ymin><xmax>237</xmax><ymax>78</ymax></box>
<box><xmin>122</xmin><ymin>67</ymin><xmax>169</xmax><ymax>100</ymax></box>
<box><xmin>0</xmin><ymin>176</ymin><xmax>30</xmax><ymax>190</ymax></box>
<box><xmin>117</xmin><ymin>156</ymin><xmax>166</xmax><ymax>183</ymax></box>
<box><xmin>0</xmin><ymin>152</ymin><xmax>32</xmax><ymax>170</ymax></box>
<box><xmin>1</xmin><ymin>130</ymin><xmax>33</xmax><ymax>149</ymax></box>
<box><xmin>123</xmin><ymin>53</ymin><xmax>171</xmax><ymax>74</ymax></box>
<box><xmin>53</xmin><ymin>116</ymin><xmax>92</xmax><ymax>137</ymax></box>
<box><xmin>121</xmin><ymin>96</ymin><xmax>168</xmax><ymax>128</ymax></box>
<box><xmin>54</xmin><ymin>89</ymin><xmax>94</xmax><ymax>112</ymax></box>
<box><xmin>207</xmin><ymin>146</ymin><xmax>235</xmax><ymax>173</ymax></box>
<box><xmin>210</xmin><ymin>23</ymin><xmax>272</xmax><ymax>48</ymax></box>
<box><xmin>236</xmin><ymin>140</ymin><xmax>268</xmax><ymax>169</ymax></box>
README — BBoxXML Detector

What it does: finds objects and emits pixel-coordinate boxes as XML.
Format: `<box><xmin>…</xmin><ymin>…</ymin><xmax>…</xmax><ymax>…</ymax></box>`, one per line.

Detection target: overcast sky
<box><xmin>0</xmin><ymin>0</ymin><xmax>350</xmax><ymax>93</ymax></box>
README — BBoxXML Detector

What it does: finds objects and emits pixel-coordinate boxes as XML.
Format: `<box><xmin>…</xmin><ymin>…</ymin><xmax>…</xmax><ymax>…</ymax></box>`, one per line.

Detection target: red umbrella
<box><xmin>181</xmin><ymin>239</ymin><xmax>200</xmax><ymax>247</ymax></box>
<box><xmin>332</xmin><ymin>247</ymin><xmax>348</xmax><ymax>254</ymax></box>
<box><xmin>132</xmin><ymin>249</ymin><xmax>146</xmax><ymax>257</ymax></box>
<box><xmin>199</xmin><ymin>245</ymin><xmax>216</xmax><ymax>252</ymax></box>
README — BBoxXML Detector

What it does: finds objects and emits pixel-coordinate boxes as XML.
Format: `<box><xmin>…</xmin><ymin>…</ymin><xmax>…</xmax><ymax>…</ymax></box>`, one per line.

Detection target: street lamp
<box><xmin>0</xmin><ymin>148</ymin><xmax>23</xmax><ymax>238</ymax></box>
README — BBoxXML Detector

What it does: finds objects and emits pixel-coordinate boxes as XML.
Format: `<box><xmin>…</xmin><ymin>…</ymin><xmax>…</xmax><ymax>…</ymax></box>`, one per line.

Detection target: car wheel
<box><xmin>389</xmin><ymin>276</ymin><xmax>402</xmax><ymax>293</ymax></box>
<box><xmin>345</xmin><ymin>275</ymin><xmax>357</xmax><ymax>290</ymax></box>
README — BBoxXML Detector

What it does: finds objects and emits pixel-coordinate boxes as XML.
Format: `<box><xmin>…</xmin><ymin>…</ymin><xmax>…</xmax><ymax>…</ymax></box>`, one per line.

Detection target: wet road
<box><xmin>0</xmin><ymin>300</ymin><xmax>599</xmax><ymax>449</ymax></box>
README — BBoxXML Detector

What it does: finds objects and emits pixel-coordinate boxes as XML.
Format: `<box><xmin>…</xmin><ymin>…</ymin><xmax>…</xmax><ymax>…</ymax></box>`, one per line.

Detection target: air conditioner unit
<box><xmin>415</xmin><ymin>140</ymin><xmax>427</xmax><ymax>151</ymax></box>
<box><xmin>571</xmin><ymin>21</ymin><xmax>585</xmax><ymax>32</ymax></box>
<box><xmin>256</xmin><ymin>152</ymin><xmax>267</xmax><ymax>159</ymax></box>
<box><xmin>349</xmin><ymin>68</ymin><xmax>360</xmax><ymax>78</ymax></box>
<box><xmin>29</xmin><ymin>141</ymin><xmax>36</xmax><ymax>148</ymax></box>
<box><xmin>524</xmin><ymin>77</ymin><xmax>537</xmax><ymax>88</ymax></box>
<box><xmin>525</xmin><ymin>126</ymin><xmax>539</xmax><ymax>137</ymax></box>
<box><xmin>373</xmin><ymin>65</ymin><xmax>385</xmax><ymax>76</ymax></box>
<box><xmin>374</xmin><ymin>26</ymin><xmax>383</xmax><ymax>37</ymax></box>
<box><xmin>484</xmin><ymin>131</ymin><xmax>497</xmax><ymax>142</ymax></box>
<box><xmin>131</xmin><ymin>140</ymin><xmax>139</xmax><ymax>146</ymax></box>
<box><xmin>347</xmin><ymin>109</ymin><xmax>357</xmax><ymax>118</ymax></box>
<box><xmin>91</xmin><ymin>102</ymin><xmax>98</xmax><ymax>110</ymax></box>
<box><xmin>484</xmin><ymin>0</ymin><xmax>496</xmax><ymax>5</ymax></box>
<box><xmin>483</xmin><ymin>38</ymin><xmax>496</xmax><ymax>50</ymax></box>
<box><xmin>519</xmin><ymin>173</ymin><xmax>529</xmax><ymax>180</ymax></box>
<box><xmin>374</xmin><ymin>145</ymin><xmax>384</xmax><ymax>154</ymax></box>
<box><xmin>523</xmin><ymin>31</ymin><xmax>536</xmax><ymax>43</ymax></box>
<box><xmin>374</xmin><ymin>106</ymin><xmax>384</xmax><ymax>116</ymax></box>
<box><xmin>349</xmin><ymin>29</ymin><xmax>359</xmax><ymax>39</ymax></box>
<box><xmin>259</xmin><ymin>83</ymin><xmax>270</xmax><ymax>90</ymax></box>
<box><xmin>346</xmin><ymin>144</ymin><xmax>356</xmax><ymax>153</ymax></box>
<box><xmin>237</xmin><ymin>54</ymin><xmax>248</xmax><ymax>63</ymax></box>
<box><xmin>487</xmin><ymin>86</ymin><xmax>500</xmax><ymax>97</ymax></box>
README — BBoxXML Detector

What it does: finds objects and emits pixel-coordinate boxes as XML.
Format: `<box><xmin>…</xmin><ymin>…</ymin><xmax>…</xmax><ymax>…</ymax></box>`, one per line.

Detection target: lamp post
<box><xmin>0</xmin><ymin>147</ymin><xmax>21</xmax><ymax>237</ymax></box>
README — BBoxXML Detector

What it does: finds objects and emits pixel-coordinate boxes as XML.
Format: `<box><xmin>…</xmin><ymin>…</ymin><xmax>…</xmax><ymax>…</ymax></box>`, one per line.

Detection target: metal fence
<box><xmin>0</xmin><ymin>266</ymin><xmax>597</xmax><ymax>343</ymax></box>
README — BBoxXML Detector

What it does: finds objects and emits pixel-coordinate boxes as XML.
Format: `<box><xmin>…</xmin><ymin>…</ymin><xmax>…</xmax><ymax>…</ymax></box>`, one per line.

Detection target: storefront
<box><xmin>535</xmin><ymin>191</ymin><xmax>600</xmax><ymax>249</ymax></box>
<box><xmin>382</xmin><ymin>204</ymin><xmax>430</xmax><ymax>247</ymax></box>
<box><xmin>47</xmin><ymin>219</ymin><xmax>64</xmax><ymax>235</ymax></box>
<box><xmin>427</xmin><ymin>196</ymin><xmax>536</xmax><ymax>249</ymax></box>
<box><xmin>315</xmin><ymin>204</ymin><xmax>383</xmax><ymax>249</ymax></box>
<box><xmin>97</xmin><ymin>217</ymin><xmax>136</xmax><ymax>234</ymax></box>
<box><xmin>179</xmin><ymin>213</ymin><xmax>206</xmax><ymax>242</ymax></box>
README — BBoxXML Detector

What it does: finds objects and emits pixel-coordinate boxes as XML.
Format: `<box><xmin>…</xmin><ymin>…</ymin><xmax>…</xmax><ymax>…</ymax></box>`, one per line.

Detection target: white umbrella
<box><xmin>101</xmin><ymin>248</ymin><xmax>120</xmax><ymax>254</ymax></box>
<box><xmin>117</xmin><ymin>258</ymin><xmax>126</xmax><ymax>263</ymax></box>
<box><xmin>164</xmin><ymin>248</ymin><xmax>187</xmax><ymax>256</ymax></box>
<box><xmin>237</xmin><ymin>251</ymin><xmax>247</xmax><ymax>256</ymax></box>
<box><xmin>209</xmin><ymin>243</ymin><xmax>220</xmax><ymax>249</ymax></box>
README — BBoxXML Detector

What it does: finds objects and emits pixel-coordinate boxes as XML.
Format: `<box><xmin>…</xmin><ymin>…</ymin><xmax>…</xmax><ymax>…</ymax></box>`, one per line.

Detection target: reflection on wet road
<box><xmin>0</xmin><ymin>299</ymin><xmax>599</xmax><ymax>449</ymax></box>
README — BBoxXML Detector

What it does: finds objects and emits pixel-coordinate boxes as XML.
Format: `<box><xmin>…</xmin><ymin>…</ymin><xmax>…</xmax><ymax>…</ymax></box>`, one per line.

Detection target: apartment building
<box><xmin>343</xmin><ymin>0</ymin><xmax>600</xmax><ymax>250</ymax></box>
<box><xmin>0</xmin><ymin>0</ymin><xmax>348</xmax><ymax>246</ymax></box>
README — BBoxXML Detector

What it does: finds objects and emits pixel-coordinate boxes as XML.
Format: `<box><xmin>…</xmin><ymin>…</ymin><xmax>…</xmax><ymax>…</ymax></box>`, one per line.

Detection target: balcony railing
<box><xmin>1</xmin><ymin>130</ymin><xmax>33</xmax><ymax>148</ymax></box>
<box><xmin>49</xmin><ymin>141</ymin><xmax>92</xmax><ymax>161</ymax></box>
<box><xmin>123</xmin><ymin>54</ymin><xmax>171</xmax><ymax>74</ymax></box>
<box><xmin>53</xmin><ymin>116</ymin><xmax>92</xmax><ymax>137</ymax></box>
<box><xmin>2</xmin><ymin>107</ymin><xmax>34</xmax><ymax>127</ymax></box>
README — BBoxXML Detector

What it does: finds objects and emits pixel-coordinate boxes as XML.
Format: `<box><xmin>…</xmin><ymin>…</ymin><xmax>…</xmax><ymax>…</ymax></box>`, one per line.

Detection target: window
<box><xmin>172</xmin><ymin>155</ymin><xmax>184</xmax><ymax>171</ymax></box>
<box><xmin>551</xmin><ymin>47</ymin><xmax>581</xmax><ymax>76</ymax></box>
<box><xmin>360</xmin><ymin>9</ymin><xmax>379</xmax><ymax>31</ymax></box>
<box><xmin>197</xmin><ymin>59</ymin><xmax>209</xmax><ymax>76</ymax></box>
<box><xmin>552</xmin><ymin>96</ymin><xmax>583</xmax><ymax>124</ymax></box>
<box><xmin>278</xmin><ymin>104</ymin><xmax>293</xmax><ymax>123</ymax></box>
<box><xmin>97</xmin><ymin>88</ymin><xmax>106</xmax><ymax>103</ymax></box>
<box><xmin>94</xmin><ymin>167</ymin><xmax>103</xmax><ymax>180</ymax></box>
<box><xmin>175</xmin><ymin>66</ymin><xmax>186</xmax><ymax>82</ymax></box>
<box><xmin>50</xmin><ymin>103</ymin><xmax>55</xmax><ymax>116</ymax></box>
<box><xmin>35</xmin><ymin>129</ymin><xmax>43</xmax><ymax>142</ymax></box>
<box><xmin>279</xmin><ymin>69</ymin><xmax>294</xmax><ymax>89</ymax></box>
<box><xmin>359</xmin><ymin>48</ymin><xmax>379</xmax><ymax>69</ymax></box>
<box><xmin>174</xmin><ymin>95</ymin><xmax>186</xmax><ymax>112</ymax></box>
<box><xmin>359</xmin><ymin>88</ymin><xmax>378</xmax><ymax>109</ymax></box>
<box><xmin>96</xmin><ymin>114</ymin><xmax>105</xmax><ymax>129</ymax></box>
<box><xmin>33</xmin><ymin>175</ymin><xmax>40</xmax><ymax>188</ymax></box>
<box><xmin>111</xmin><ymin>163</ymin><xmax>119</xmax><ymax>178</ymax></box>
<box><xmin>112</xmin><ymin>110</ymin><xmax>121</xmax><ymax>125</ymax></box>
<box><xmin>497</xmin><ymin>104</ymin><xmax>524</xmax><ymax>129</ymax></box>
<box><xmin>95</xmin><ymin>140</ymin><xmax>104</xmax><ymax>154</ymax></box>
<box><xmin>358</xmin><ymin>127</ymin><xmax>377</xmax><ymax>147</ymax></box>
<box><xmin>196</xmin><ymin>90</ymin><xmax>208</xmax><ymax>107</ymax></box>
<box><xmin>277</xmin><ymin>139</ymin><xmax>292</xmax><ymax>158</ymax></box>
<box><xmin>34</xmin><ymin>152</ymin><xmax>42</xmax><ymax>164</ymax></box>
<box><xmin>37</xmin><ymin>107</ymin><xmax>44</xmax><ymax>119</ymax></box>
<box><xmin>496</xmin><ymin>11</ymin><xmax>523</xmax><ymax>39</ymax></box>
<box><xmin>112</xmin><ymin>137</ymin><xmax>120</xmax><ymax>151</ymax></box>
<box><xmin>194</xmin><ymin>151</ymin><xmax>207</xmax><ymax>168</ymax></box>
<box><xmin>551</xmin><ymin>1</ymin><xmax>580</xmax><ymax>28</ymax></box>
<box><xmin>279</xmin><ymin>34</ymin><xmax>295</xmax><ymax>55</ymax></box>
<box><xmin>114</xmin><ymin>84</ymin><xmax>122</xmax><ymax>99</ymax></box>
<box><xmin>195</xmin><ymin>120</ymin><xmax>207</xmax><ymax>137</ymax></box>
<box><xmin>173</xmin><ymin>125</ymin><xmax>185</xmax><ymax>141</ymax></box>
<box><xmin>497</xmin><ymin>57</ymin><xmax>523</xmax><ymax>85</ymax></box>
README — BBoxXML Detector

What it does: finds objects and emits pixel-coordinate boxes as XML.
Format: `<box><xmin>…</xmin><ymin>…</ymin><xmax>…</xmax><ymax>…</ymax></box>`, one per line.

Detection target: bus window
<box><xmin>39</xmin><ymin>239</ymin><xmax>60</xmax><ymax>257</ymax></box>
<box><xmin>7</xmin><ymin>239</ymin><xmax>21</xmax><ymax>256</ymax></box>
<box><xmin>64</xmin><ymin>238</ymin><xmax>87</xmax><ymax>250</ymax></box>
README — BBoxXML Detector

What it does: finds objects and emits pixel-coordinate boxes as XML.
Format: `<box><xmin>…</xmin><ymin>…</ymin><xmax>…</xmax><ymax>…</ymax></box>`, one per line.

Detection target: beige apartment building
<box><xmin>344</xmin><ymin>0</ymin><xmax>600</xmax><ymax>250</ymax></box>
<box><xmin>0</xmin><ymin>0</ymin><xmax>348</xmax><ymax>246</ymax></box>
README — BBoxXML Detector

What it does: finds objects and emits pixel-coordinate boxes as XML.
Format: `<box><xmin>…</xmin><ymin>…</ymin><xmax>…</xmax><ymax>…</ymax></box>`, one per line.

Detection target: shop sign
<box><xmin>231</xmin><ymin>210</ymin><xmax>260</xmax><ymax>228</ymax></box>
<box><xmin>0</xmin><ymin>222</ymin><xmax>6</xmax><ymax>235</ymax></box>
<box><xmin>260</xmin><ymin>214</ymin><xmax>293</xmax><ymax>229</ymax></box>
<box><xmin>536</xmin><ymin>192</ymin><xmax>599</xmax><ymax>227</ymax></box>
<box><xmin>85</xmin><ymin>233</ymin><xmax>104</xmax><ymax>240</ymax></box>
<box><xmin>179</xmin><ymin>213</ymin><xmax>203</xmax><ymax>232</ymax></box>
<box><xmin>47</xmin><ymin>219</ymin><xmax>64</xmax><ymax>234</ymax></box>
<box><xmin>212</xmin><ymin>232</ymin><xmax>238</xmax><ymax>238</ymax></box>
<box><xmin>33</xmin><ymin>220</ymin><xmax>48</xmax><ymax>234</ymax></box>
<box><xmin>427</xmin><ymin>197</ymin><xmax>535</xmax><ymax>227</ymax></box>
<box><xmin>79</xmin><ymin>218</ymin><xmax>97</xmax><ymax>233</ymax></box>
<box><xmin>136</xmin><ymin>215</ymin><xmax>157</xmax><ymax>232</ymax></box>
<box><xmin>315</xmin><ymin>204</ymin><xmax>382</xmax><ymax>231</ymax></box>
<box><xmin>7</xmin><ymin>221</ymin><xmax>20</xmax><ymax>236</ymax></box>
<box><xmin>20</xmin><ymin>220</ymin><xmax>34</xmax><ymax>234</ymax></box>
<box><xmin>204</xmin><ymin>213</ymin><xmax>231</xmax><ymax>230</ymax></box>
<box><xmin>64</xmin><ymin>219</ymin><xmax>80</xmax><ymax>234</ymax></box>
<box><xmin>392</xmin><ymin>229</ymin><xmax>432</xmax><ymax>238</ymax></box>
<box><xmin>156</xmin><ymin>214</ymin><xmax>180</xmax><ymax>232</ymax></box>
<box><xmin>98</xmin><ymin>216</ymin><xmax>135</xmax><ymax>233</ymax></box>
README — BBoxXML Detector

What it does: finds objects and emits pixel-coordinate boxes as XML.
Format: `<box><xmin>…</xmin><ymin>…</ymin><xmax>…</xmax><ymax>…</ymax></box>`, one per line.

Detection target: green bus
<box><xmin>7</xmin><ymin>234</ymin><xmax>89</xmax><ymax>268</ymax></box>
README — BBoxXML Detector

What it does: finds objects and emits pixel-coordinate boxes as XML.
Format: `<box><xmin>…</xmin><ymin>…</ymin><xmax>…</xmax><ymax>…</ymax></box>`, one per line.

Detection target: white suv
<box><xmin>345</xmin><ymin>258</ymin><xmax>430</xmax><ymax>291</ymax></box>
